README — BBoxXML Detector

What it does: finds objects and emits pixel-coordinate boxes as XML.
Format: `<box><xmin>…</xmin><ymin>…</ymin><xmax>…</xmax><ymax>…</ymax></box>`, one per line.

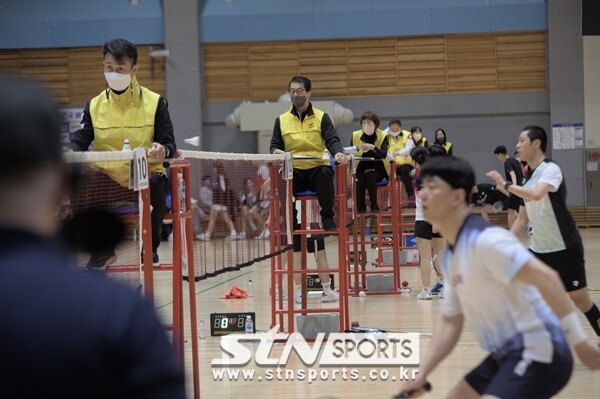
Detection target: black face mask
<box><xmin>291</xmin><ymin>95</ymin><xmax>307</xmax><ymax>108</ymax></box>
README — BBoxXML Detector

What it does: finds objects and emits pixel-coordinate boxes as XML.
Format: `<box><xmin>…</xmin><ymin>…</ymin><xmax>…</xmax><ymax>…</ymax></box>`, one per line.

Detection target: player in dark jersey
<box><xmin>469</xmin><ymin>183</ymin><xmax>508</xmax><ymax>220</ymax></box>
<box><xmin>494</xmin><ymin>145</ymin><xmax>525</xmax><ymax>228</ymax></box>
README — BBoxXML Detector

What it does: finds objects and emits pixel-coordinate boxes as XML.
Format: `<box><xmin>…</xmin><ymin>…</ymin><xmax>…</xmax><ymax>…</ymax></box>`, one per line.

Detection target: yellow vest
<box><xmin>89</xmin><ymin>77</ymin><xmax>165</xmax><ymax>187</ymax></box>
<box><xmin>387</xmin><ymin>130</ymin><xmax>413</xmax><ymax>166</ymax></box>
<box><xmin>279</xmin><ymin>106</ymin><xmax>330</xmax><ymax>170</ymax></box>
<box><xmin>414</xmin><ymin>137</ymin><xmax>428</xmax><ymax>148</ymax></box>
<box><xmin>351</xmin><ymin>129</ymin><xmax>391</xmax><ymax>179</ymax></box>
<box><xmin>443</xmin><ymin>141</ymin><xmax>453</xmax><ymax>154</ymax></box>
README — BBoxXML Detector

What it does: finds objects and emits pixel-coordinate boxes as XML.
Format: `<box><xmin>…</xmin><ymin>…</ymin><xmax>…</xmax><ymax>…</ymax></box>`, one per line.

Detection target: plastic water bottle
<box><xmin>177</xmin><ymin>172</ymin><xmax>186</xmax><ymax>212</ymax></box>
<box><xmin>198</xmin><ymin>319</ymin><xmax>206</xmax><ymax>340</ymax></box>
<box><xmin>247</xmin><ymin>279</ymin><xmax>254</xmax><ymax>298</ymax></box>
<box><xmin>244</xmin><ymin>315</ymin><xmax>254</xmax><ymax>334</ymax></box>
<box><xmin>122</xmin><ymin>138</ymin><xmax>132</xmax><ymax>152</ymax></box>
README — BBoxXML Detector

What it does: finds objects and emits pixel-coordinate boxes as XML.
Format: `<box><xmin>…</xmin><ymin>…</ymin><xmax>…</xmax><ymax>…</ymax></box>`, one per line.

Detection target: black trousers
<box><xmin>397</xmin><ymin>164</ymin><xmax>415</xmax><ymax>197</ymax></box>
<box><xmin>356</xmin><ymin>170</ymin><xmax>383</xmax><ymax>211</ymax></box>
<box><xmin>293</xmin><ymin>166</ymin><xmax>335</xmax><ymax>224</ymax></box>
<box><xmin>71</xmin><ymin>169</ymin><xmax>167</xmax><ymax>253</ymax></box>
<box><xmin>149</xmin><ymin>173</ymin><xmax>168</xmax><ymax>252</ymax></box>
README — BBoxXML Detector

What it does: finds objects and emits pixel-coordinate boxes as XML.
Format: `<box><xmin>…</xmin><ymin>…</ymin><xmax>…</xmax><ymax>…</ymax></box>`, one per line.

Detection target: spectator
<box><xmin>350</xmin><ymin>111</ymin><xmax>389</xmax><ymax>213</ymax></box>
<box><xmin>410</xmin><ymin>126</ymin><xmax>428</xmax><ymax>148</ymax></box>
<box><xmin>434</xmin><ymin>128</ymin><xmax>453</xmax><ymax>156</ymax></box>
<box><xmin>387</xmin><ymin>119</ymin><xmax>415</xmax><ymax>202</ymax></box>
<box><xmin>197</xmin><ymin>162</ymin><xmax>239</xmax><ymax>240</ymax></box>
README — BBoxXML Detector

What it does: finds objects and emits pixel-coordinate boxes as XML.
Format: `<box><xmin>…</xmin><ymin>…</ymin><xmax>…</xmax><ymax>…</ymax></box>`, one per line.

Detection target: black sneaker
<box><xmin>370</xmin><ymin>206</ymin><xmax>380</xmax><ymax>213</ymax></box>
<box><xmin>87</xmin><ymin>251</ymin><xmax>117</xmax><ymax>271</ymax></box>
<box><xmin>152</xmin><ymin>252</ymin><xmax>160</xmax><ymax>267</ymax></box>
<box><xmin>322</xmin><ymin>217</ymin><xmax>337</xmax><ymax>231</ymax></box>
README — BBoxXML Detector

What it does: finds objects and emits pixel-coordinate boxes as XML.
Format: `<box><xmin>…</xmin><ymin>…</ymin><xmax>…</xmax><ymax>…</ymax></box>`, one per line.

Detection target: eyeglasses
<box><xmin>289</xmin><ymin>88</ymin><xmax>307</xmax><ymax>95</ymax></box>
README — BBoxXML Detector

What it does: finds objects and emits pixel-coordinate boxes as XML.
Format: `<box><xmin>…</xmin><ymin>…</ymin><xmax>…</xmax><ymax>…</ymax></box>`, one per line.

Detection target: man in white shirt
<box><xmin>488</xmin><ymin>126</ymin><xmax>600</xmax><ymax>339</ymax></box>
<box><xmin>398</xmin><ymin>156</ymin><xmax>600</xmax><ymax>399</ymax></box>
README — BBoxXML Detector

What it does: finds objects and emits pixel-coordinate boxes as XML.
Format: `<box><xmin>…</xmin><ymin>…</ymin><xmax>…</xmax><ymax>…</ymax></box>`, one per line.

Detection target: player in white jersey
<box><xmin>398</xmin><ymin>156</ymin><xmax>600</xmax><ymax>399</ymax></box>
<box><xmin>488</xmin><ymin>125</ymin><xmax>600</xmax><ymax>339</ymax></box>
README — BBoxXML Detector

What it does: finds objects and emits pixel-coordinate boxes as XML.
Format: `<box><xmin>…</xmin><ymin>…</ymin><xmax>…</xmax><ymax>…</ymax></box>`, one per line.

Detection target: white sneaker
<box><xmin>321</xmin><ymin>283</ymin><xmax>339</xmax><ymax>303</ymax></box>
<box><xmin>237</xmin><ymin>232</ymin><xmax>247</xmax><ymax>239</ymax></box>
<box><xmin>273</xmin><ymin>288</ymin><xmax>288</xmax><ymax>300</ymax></box>
<box><xmin>196</xmin><ymin>232</ymin><xmax>210</xmax><ymax>241</ymax></box>
<box><xmin>294</xmin><ymin>287</ymin><xmax>302</xmax><ymax>304</ymax></box>
<box><xmin>255</xmin><ymin>229</ymin><xmax>270</xmax><ymax>240</ymax></box>
<box><xmin>438</xmin><ymin>287</ymin><xmax>444</xmax><ymax>299</ymax></box>
<box><xmin>226</xmin><ymin>231</ymin><xmax>238</xmax><ymax>240</ymax></box>
<box><xmin>417</xmin><ymin>288</ymin><xmax>433</xmax><ymax>300</ymax></box>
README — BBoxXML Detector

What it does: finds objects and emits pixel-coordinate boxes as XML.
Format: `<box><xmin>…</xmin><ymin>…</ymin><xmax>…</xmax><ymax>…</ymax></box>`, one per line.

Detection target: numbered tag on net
<box><xmin>283</xmin><ymin>152</ymin><xmax>293</xmax><ymax>180</ymax></box>
<box><xmin>132</xmin><ymin>147</ymin><xmax>149</xmax><ymax>191</ymax></box>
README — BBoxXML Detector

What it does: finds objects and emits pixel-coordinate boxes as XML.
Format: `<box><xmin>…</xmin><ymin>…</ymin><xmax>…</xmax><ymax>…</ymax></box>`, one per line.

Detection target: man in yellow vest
<box><xmin>270</xmin><ymin>75</ymin><xmax>347</xmax><ymax>230</ymax></box>
<box><xmin>270</xmin><ymin>76</ymin><xmax>347</xmax><ymax>303</ymax></box>
<box><xmin>70</xmin><ymin>38</ymin><xmax>176</xmax><ymax>270</ymax></box>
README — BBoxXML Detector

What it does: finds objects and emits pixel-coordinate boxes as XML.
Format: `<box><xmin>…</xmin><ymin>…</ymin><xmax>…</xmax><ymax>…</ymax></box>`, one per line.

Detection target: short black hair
<box><xmin>0</xmin><ymin>75</ymin><xmax>62</xmax><ymax>179</ymax></box>
<box><xmin>421</xmin><ymin>156</ymin><xmax>475</xmax><ymax>205</ymax></box>
<box><xmin>428</xmin><ymin>144</ymin><xmax>447</xmax><ymax>158</ymax></box>
<box><xmin>389</xmin><ymin>119</ymin><xmax>402</xmax><ymax>127</ymax></box>
<box><xmin>288</xmin><ymin>76</ymin><xmax>311</xmax><ymax>92</ymax></box>
<box><xmin>410</xmin><ymin>146</ymin><xmax>429</xmax><ymax>166</ymax></box>
<box><xmin>494</xmin><ymin>145</ymin><xmax>507</xmax><ymax>155</ymax></box>
<box><xmin>523</xmin><ymin>125</ymin><xmax>547</xmax><ymax>153</ymax></box>
<box><xmin>103</xmin><ymin>38</ymin><xmax>138</xmax><ymax>65</ymax></box>
<box><xmin>410</xmin><ymin>126</ymin><xmax>422</xmax><ymax>134</ymax></box>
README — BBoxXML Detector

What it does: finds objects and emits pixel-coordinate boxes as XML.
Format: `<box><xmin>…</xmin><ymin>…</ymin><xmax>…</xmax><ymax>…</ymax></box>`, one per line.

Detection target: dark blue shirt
<box><xmin>0</xmin><ymin>228</ymin><xmax>185</xmax><ymax>399</ymax></box>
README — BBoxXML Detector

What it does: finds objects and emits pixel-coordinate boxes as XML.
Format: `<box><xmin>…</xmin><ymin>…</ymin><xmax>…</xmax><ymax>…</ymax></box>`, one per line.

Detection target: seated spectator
<box><xmin>239</xmin><ymin>177</ymin><xmax>265</xmax><ymax>238</ymax></box>
<box><xmin>351</xmin><ymin>111</ymin><xmax>389</xmax><ymax>213</ymax></box>
<box><xmin>434</xmin><ymin>128</ymin><xmax>453</xmax><ymax>155</ymax></box>
<box><xmin>196</xmin><ymin>163</ymin><xmax>239</xmax><ymax>240</ymax></box>
<box><xmin>387</xmin><ymin>119</ymin><xmax>415</xmax><ymax>202</ymax></box>
<box><xmin>193</xmin><ymin>174</ymin><xmax>213</xmax><ymax>236</ymax></box>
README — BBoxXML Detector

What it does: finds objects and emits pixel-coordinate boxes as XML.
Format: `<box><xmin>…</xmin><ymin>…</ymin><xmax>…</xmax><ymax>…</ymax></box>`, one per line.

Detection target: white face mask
<box><xmin>104</xmin><ymin>71</ymin><xmax>132</xmax><ymax>91</ymax></box>
<box><xmin>363</xmin><ymin>125</ymin><xmax>375</xmax><ymax>135</ymax></box>
<box><xmin>388</xmin><ymin>129</ymin><xmax>401</xmax><ymax>137</ymax></box>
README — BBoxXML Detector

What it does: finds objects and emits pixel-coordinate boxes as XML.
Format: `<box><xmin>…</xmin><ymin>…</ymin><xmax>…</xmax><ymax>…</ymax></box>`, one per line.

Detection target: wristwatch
<box><xmin>504</xmin><ymin>181</ymin><xmax>513</xmax><ymax>190</ymax></box>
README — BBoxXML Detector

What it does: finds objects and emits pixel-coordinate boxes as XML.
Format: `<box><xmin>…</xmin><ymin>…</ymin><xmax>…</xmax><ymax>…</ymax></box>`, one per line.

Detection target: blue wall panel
<box><xmin>0</xmin><ymin>1</ymin><xmax>547</xmax><ymax>49</ymax></box>
<box><xmin>0</xmin><ymin>0</ymin><xmax>163</xmax><ymax>49</ymax></box>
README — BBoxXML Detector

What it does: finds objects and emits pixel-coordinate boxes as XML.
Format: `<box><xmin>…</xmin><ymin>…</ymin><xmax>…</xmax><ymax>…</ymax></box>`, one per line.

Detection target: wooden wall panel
<box><xmin>0</xmin><ymin>31</ymin><xmax>546</xmax><ymax>105</ymax></box>
<box><xmin>204</xmin><ymin>30</ymin><xmax>545</xmax><ymax>102</ymax></box>
<box><xmin>299</xmin><ymin>41</ymin><xmax>348</xmax><ymax>97</ymax></box>
<box><xmin>447</xmin><ymin>34</ymin><xmax>497</xmax><ymax>92</ymax></box>
<box><xmin>496</xmin><ymin>31</ymin><xmax>546</xmax><ymax>91</ymax></box>
<box><xmin>396</xmin><ymin>36</ymin><xmax>447</xmax><ymax>94</ymax></box>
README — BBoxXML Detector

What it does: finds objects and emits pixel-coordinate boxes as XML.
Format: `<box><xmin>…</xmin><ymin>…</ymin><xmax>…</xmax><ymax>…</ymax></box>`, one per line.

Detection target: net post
<box><xmin>140</xmin><ymin>177</ymin><xmax>155</xmax><ymax>303</ymax></box>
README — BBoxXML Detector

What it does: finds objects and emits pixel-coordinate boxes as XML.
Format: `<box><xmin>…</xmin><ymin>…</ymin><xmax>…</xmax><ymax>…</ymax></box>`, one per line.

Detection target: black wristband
<box><xmin>504</xmin><ymin>181</ymin><xmax>513</xmax><ymax>190</ymax></box>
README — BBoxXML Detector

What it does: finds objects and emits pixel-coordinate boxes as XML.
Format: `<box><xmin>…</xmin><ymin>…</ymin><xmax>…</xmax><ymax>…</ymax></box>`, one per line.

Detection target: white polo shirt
<box><xmin>441</xmin><ymin>215</ymin><xmax>563</xmax><ymax>363</ymax></box>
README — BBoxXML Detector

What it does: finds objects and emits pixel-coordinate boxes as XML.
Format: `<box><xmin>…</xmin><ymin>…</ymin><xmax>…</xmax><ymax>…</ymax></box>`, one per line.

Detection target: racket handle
<box><xmin>393</xmin><ymin>382</ymin><xmax>432</xmax><ymax>398</ymax></box>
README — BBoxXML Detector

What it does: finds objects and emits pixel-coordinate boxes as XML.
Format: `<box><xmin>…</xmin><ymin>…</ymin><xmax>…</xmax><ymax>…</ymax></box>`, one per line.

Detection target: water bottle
<box><xmin>247</xmin><ymin>279</ymin><xmax>254</xmax><ymax>298</ymax></box>
<box><xmin>122</xmin><ymin>138</ymin><xmax>132</xmax><ymax>152</ymax></box>
<box><xmin>198</xmin><ymin>319</ymin><xmax>206</xmax><ymax>340</ymax></box>
<box><xmin>244</xmin><ymin>315</ymin><xmax>254</xmax><ymax>334</ymax></box>
<box><xmin>177</xmin><ymin>171</ymin><xmax>186</xmax><ymax>212</ymax></box>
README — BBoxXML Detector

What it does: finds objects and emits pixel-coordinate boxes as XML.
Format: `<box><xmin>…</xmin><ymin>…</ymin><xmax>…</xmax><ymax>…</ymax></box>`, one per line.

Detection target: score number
<box><xmin>210</xmin><ymin>312</ymin><xmax>256</xmax><ymax>336</ymax></box>
<box><xmin>129</xmin><ymin>148</ymin><xmax>149</xmax><ymax>191</ymax></box>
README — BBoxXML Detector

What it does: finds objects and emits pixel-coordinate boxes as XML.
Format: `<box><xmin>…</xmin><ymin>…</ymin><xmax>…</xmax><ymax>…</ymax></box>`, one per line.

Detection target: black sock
<box><xmin>584</xmin><ymin>303</ymin><xmax>600</xmax><ymax>336</ymax></box>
